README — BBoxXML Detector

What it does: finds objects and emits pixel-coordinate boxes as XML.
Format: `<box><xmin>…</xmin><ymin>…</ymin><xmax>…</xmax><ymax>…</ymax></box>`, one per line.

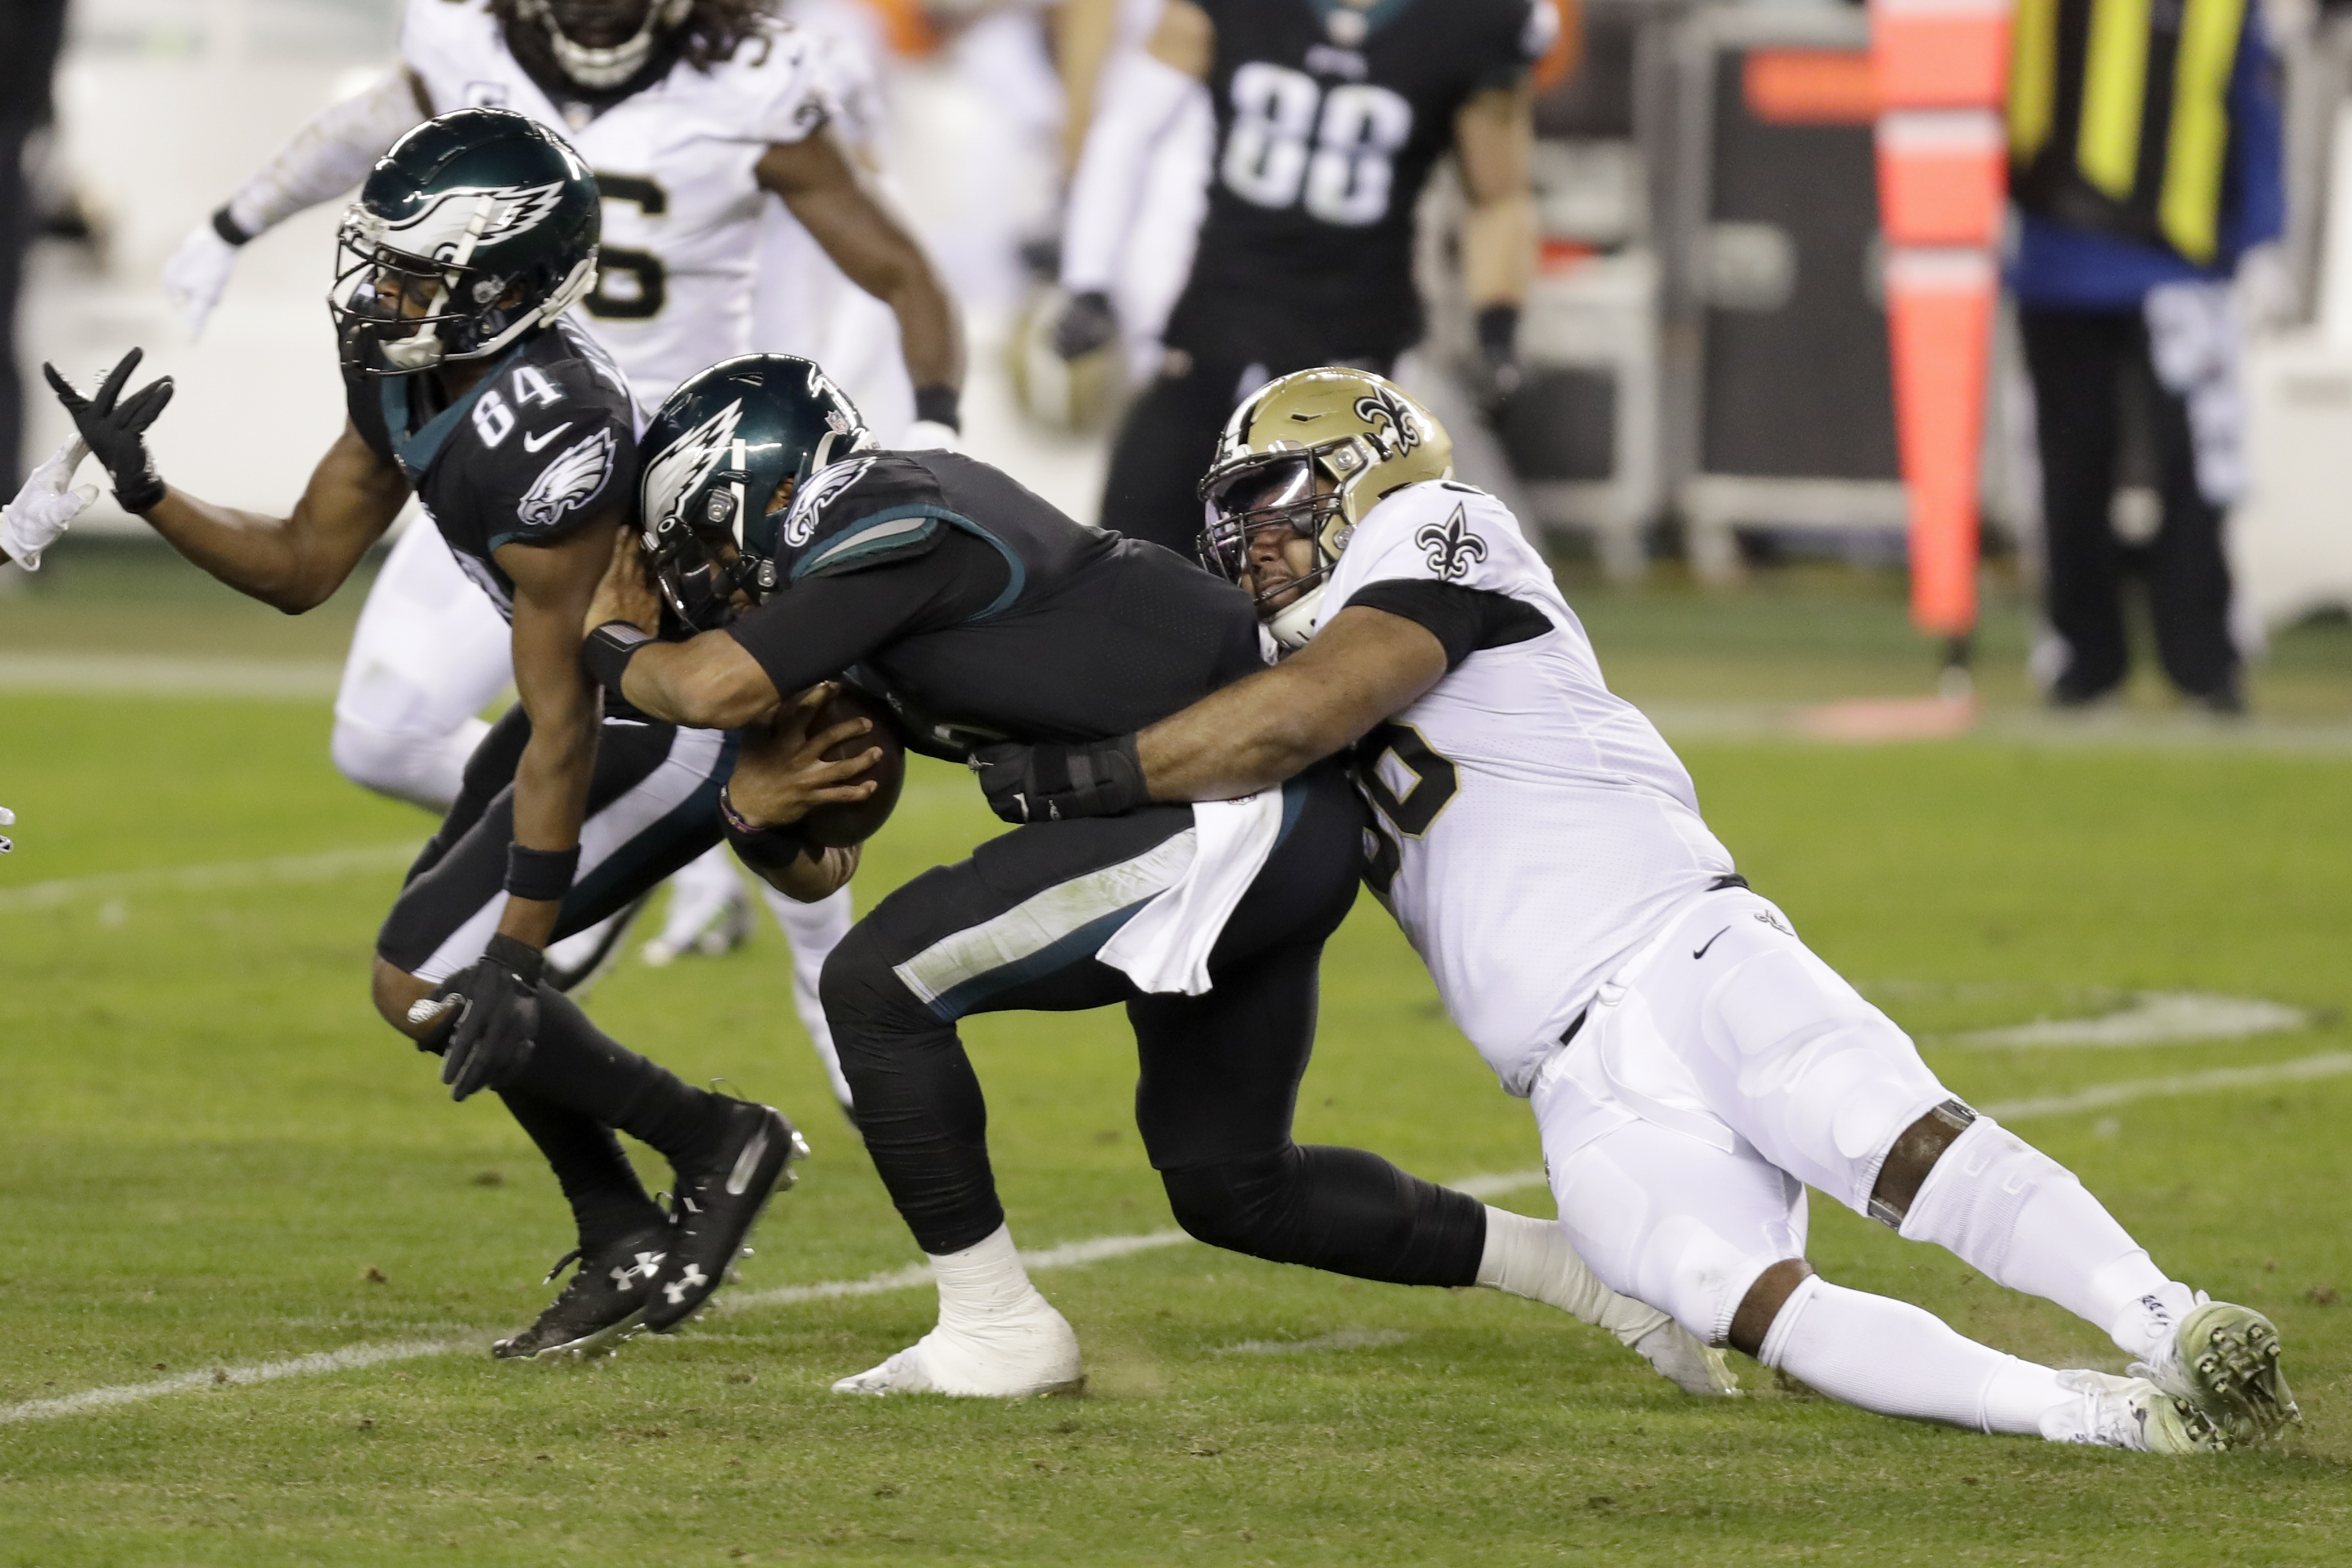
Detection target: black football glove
<box><xmin>1050</xmin><ymin>290</ymin><xmax>1119</xmax><ymax>362</ymax></box>
<box><xmin>435</xmin><ymin>932</ymin><xmax>545</xmax><ymax>1102</ymax></box>
<box><xmin>43</xmin><ymin>349</ymin><xmax>174</xmax><ymax>514</ymax></box>
<box><xmin>971</xmin><ymin>735</ymin><xmax>1147</xmax><ymax>823</ymax></box>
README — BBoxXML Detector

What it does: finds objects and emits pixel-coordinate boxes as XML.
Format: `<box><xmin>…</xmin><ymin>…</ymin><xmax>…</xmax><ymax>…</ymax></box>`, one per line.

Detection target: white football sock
<box><xmin>1759</xmin><ymin>1276</ymin><xmax>2072</xmax><ymax>1435</ymax></box>
<box><xmin>1898</xmin><ymin>1117</ymin><xmax>2185</xmax><ymax>1356</ymax></box>
<box><xmin>1477</xmin><ymin>1206</ymin><xmax>1670</xmax><ymax>1346</ymax></box>
<box><xmin>652</xmin><ymin>845</ymin><xmax>743</xmax><ymax>949</ymax></box>
<box><xmin>759</xmin><ymin>882</ymin><xmax>855</xmax><ymax>1108</ymax></box>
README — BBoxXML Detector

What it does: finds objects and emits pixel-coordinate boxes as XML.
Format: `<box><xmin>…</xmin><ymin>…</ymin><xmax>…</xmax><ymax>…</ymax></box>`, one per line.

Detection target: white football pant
<box><xmin>1531</xmin><ymin>884</ymin><xmax>2188</xmax><ymax>1432</ymax></box>
<box><xmin>332</xmin><ymin>519</ymin><xmax>512</xmax><ymax>814</ymax></box>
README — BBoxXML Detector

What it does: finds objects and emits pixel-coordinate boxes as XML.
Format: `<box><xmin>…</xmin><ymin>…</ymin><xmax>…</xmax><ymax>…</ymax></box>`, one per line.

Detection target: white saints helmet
<box><xmin>1196</xmin><ymin>366</ymin><xmax>1453</xmax><ymax>649</ymax></box>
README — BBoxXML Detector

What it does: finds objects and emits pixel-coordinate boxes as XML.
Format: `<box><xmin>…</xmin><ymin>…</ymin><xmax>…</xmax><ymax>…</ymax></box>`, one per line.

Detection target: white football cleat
<box><xmin>832</xmin><ymin>1292</ymin><xmax>1085</xmax><ymax>1398</ymax></box>
<box><xmin>1632</xmin><ymin>1321</ymin><xmax>1742</xmax><ymax>1397</ymax></box>
<box><xmin>2132</xmin><ymin>1298</ymin><xmax>2298</xmax><ymax>1445</ymax></box>
<box><xmin>2040</xmin><ymin>1370</ymin><xmax>2229</xmax><ymax>1454</ymax></box>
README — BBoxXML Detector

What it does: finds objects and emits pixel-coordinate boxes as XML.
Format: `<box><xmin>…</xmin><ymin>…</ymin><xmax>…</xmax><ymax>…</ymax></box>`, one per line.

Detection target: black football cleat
<box><xmin>491</xmin><ymin>1224</ymin><xmax>670</xmax><ymax>1361</ymax></box>
<box><xmin>643</xmin><ymin>1102</ymin><xmax>807</xmax><ymax>1333</ymax></box>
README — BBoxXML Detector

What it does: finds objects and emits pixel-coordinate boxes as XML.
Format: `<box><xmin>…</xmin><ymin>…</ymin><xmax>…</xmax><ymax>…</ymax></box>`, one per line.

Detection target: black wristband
<box><xmin>1475</xmin><ymin>303</ymin><xmax>1520</xmax><ymax>364</ymax></box>
<box><xmin>482</xmin><ymin>931</ymin><xmax>547</xmax><ymax>986</ymax></box>
<box><xmin>583</xmin><ymin>620</ymin><xmax>654</xmax><ymax>692</ymax></box>
<box><xmin>211</xmin><ymin>206</ymin><xmax>255</xmax><ymax>247</ymax></box>
<box><xmin>718</xmin><ymin>784</ymin><xmax>811</xmax><ymax>872</ymax></box>
<box><xmin>912</xmin><ymin>385</ymin><xmax>961</xmax><ymax>433</ymax></box>
<box><xmin>504</xmin><ymin>843</ymin><xmax>579</xmax><ymax>902</ymax></box>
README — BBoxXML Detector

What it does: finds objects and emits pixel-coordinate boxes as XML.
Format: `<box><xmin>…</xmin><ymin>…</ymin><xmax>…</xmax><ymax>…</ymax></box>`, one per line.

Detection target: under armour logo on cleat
<box><xmin>664</xmin><ymin>1263</ymin><xmax>708</xmax><ymax>1305</ymax></box>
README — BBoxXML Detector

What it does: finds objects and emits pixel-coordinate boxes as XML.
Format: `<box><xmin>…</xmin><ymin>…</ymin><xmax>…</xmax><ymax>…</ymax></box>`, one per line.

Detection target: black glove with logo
<box><xmin>971</xmin><ymin>735</ymin><xmax>1147</xmax><ymax>823</ymax></box>
<box><xmin>435</xmin><ymin>932</ymin><xmax>545</xmax><ymax>1102</ymax></box>
<box><xmin>1051</xmin><ymin>290</ymin><xmax>1119</xmax><ymax>361</ymax></box>
<box><xmin>43</xmin><ymin>348</ymin><xmax>175</xmax><ymax>514</ymax></box>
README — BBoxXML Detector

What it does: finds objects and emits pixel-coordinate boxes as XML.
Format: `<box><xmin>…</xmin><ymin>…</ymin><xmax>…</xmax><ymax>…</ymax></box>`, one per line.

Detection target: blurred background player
<box><xmin>1048</xmin><ymin>0</ymin><xmax>1564</xmax><ymax>555</ymax></box>
<box><xmin>2008</xmin><ymin>0</ymin><xmax>2284</xmax><ymax>715</ymax></box>
<box><xmin>0</xmin><ymin>1</ymin><xmax>71</xmax><ymax>504</ymax></box>
<box><xmin>157</xmin><ymin>0</ymin><xmax>965</xmax><ymax>1104</ymax></box>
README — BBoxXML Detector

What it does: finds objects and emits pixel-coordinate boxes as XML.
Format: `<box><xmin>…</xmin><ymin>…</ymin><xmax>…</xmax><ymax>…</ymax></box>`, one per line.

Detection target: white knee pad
<box><xmin>1898</xmin><ymin>1116</ymin><xmax>2078</xmax><ymax>1281</ymax></box>
<box><xmin>1545</xmin><ymin>1122</ymin><xmax>1807</xmax><ymax>1346</ymax></box>
<box><xmin>330</xmin><ymin>713</ymin><xmax>488</xmax><ymax>814</ymax></box>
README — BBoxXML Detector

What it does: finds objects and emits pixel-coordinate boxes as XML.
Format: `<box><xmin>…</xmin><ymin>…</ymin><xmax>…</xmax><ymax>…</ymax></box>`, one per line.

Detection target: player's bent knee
<box><xmin>370</xmin><ymin>958</ymin><xmax>437</xmax><ymax>1039</ymax></box>
<box><xmin>1728</xmin><ymin>1257</ymin><xmax>1816</xmax><ymax>1359</ymax></box>
<box><xmin>330</xmin><ymin>717</ymin><xmax>466</xmax><ymax>811</ymax></box>
<box><xmin>1158</xmin><ymin>1150</ymin><xmax>1288</xmax><ymax>1255</ymax></box>
<box><xmin>1896</xmin><ymin>1115</ymin><xmax>2080</xmax><ymax>1275</ymax></box>
<box><xmin>816</xmin><ymin>923</ymin><xmax>933</xmax><ymax>1068</ymax></box>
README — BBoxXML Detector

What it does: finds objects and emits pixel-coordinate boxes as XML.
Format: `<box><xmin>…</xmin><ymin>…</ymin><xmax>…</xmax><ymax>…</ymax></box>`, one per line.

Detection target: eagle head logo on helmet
<box><xmin>636</xmin><ymin>353</ymin><xmax>873</xmax><ymax>633</ymax></box>
<box><xmin>330</xmin><ymin>107</ymin><xmax>600</xmax><ymax>376</ymax></box>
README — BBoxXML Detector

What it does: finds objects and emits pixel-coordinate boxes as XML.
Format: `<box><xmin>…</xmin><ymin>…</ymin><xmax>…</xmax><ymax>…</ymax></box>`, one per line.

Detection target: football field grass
<box><xmin>4</xmin><ymin>562</ymin><xmax>2352</xmax><ymax>1563</ymax></box>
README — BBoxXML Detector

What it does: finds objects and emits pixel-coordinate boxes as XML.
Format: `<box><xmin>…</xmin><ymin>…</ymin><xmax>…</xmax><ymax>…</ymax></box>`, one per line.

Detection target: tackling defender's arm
<box><xmin>1134</xmin><ymin>606</ymin><xmax>1448</xmax><ymax>799</ymax></box>
<box><xmin>755</xmin><ymin>132</ymin><xmax>964</xmax><ymax>422</ymax></box>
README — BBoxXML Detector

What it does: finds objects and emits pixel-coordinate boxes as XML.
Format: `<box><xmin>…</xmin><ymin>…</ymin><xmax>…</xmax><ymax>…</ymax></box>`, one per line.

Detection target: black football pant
<box><xmin>378</xmin><ymin>705</ymin><xmax>743</xmax><ymax>1254</ymax></box>
<box><xmin>1101</xmin><ymin>352</ymin><xmax>1394</xmax><ymax>557</ymax></box>
<box><xmin>2018</xmin><ymin>307</ymin><xmax>2238</xmax><ymax>703</ymax></box>
<box><xmin>820</xmin><ymin>761</ymin><xmax>1488</xmax><ymax>1288</ymax></box>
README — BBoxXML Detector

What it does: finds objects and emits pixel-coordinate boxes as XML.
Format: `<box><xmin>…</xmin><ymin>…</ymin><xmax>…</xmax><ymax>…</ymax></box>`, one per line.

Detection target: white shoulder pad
<box><xmin>401</xmin><ymin>0</ymin><xmax>503</xmax><ymax>100</ymax></box>
<box><xmin>1328</xmin><ymin>481</ymin><xmax>1550</xmax><ymax>608</ymax></box>
<box><xmin>717</xmin><ymin>22</ymin><xmax>835</xmax><ymax>147</ymax></box>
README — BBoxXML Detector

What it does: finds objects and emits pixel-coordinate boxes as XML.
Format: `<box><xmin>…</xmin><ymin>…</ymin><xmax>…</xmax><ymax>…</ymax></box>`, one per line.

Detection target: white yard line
<box><xmin>0</xmin><ymin>842</ymin><xmax>421</xmax><ymax>915</ymax></box>
<box><xmin>0</xmin><ymin>653</ymin><xmax>343</xmax><ymax>699</ymax></box>
<box><xmin>4</xmin><ymin>1058</ymin><xmax>2348</xmax><ymax>1426</ymax></box>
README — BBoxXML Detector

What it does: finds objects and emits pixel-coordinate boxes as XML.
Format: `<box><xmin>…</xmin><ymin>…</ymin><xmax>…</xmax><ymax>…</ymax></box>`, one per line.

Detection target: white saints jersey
<box><xmin>1323</xmin><ymin>481</ymin><xmax>1736</xmax><ymax>1097</ymax></box>
<box><xmin>403</xmin><ymin>0</ymin><xmax>834</xmax><ymax>407</ymax></box>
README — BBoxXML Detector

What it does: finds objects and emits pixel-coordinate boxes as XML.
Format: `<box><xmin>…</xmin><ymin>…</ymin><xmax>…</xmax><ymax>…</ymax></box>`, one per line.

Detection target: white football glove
<box><xmin>0</xmin><ymin>438</ymin><xmax>98</xmax><ymax>572</ymax></box>
<box><xmin>902</xmin><ymin>419</ymin><xmax>961</xmax><ymax>452</ymax></box>
<box><xmin>162</xmin><ymin>221</ymin><xmax>241</xmax><ymax>341</ymax></box>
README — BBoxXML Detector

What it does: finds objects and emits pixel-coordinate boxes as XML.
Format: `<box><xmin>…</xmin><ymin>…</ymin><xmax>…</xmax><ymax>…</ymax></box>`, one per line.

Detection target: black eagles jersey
<box><xmin>1165</xmin><ymin>0</ymin><xmax>1553</xmax><ymax>366</ymax></box>
<box><xmin>724</xmin><ymin>451</ymin><xmax>1267</xmax><ymax>754</ymax></box>
<box><xmin>347</xmin><ymin>318</ymin><xmax>641</xmax><ymax>617</ymax></box>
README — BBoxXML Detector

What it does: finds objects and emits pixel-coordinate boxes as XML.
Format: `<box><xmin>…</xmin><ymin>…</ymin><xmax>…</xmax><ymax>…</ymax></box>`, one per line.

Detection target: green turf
<box><xmin>5</xmin><ymin>665</ymin><xmax>2352</xmax><ymax>1561</ymax></box>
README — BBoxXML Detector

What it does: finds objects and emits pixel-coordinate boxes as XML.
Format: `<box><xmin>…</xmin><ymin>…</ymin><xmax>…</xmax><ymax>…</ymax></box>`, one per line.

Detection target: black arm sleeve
<box><xmin>1345</xmin><ymin>579</ymin><xmax>1552</xmax><ymax>671</ymax></box>
<box><xmin>722</xmin><ymin>528</ymin><xmax>1011</xmax><ymax>697</ymax></box>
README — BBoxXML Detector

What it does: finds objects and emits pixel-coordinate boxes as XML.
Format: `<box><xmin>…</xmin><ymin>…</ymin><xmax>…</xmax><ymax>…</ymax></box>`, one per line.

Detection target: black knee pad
<box><xmin>1160</xmin><ymin>1143</ymin><xmax>1486</xmax><ymax>1288</ymax></box>
<box><xmin>817</xmin><ymin>922</ymin><xmax>935</xmax><ymax>1072</ymax></box>
<box><xmin>1160</xmin><ymin>1148</ymin><xmax>1292</xmax><ymax>1254</ymax></box>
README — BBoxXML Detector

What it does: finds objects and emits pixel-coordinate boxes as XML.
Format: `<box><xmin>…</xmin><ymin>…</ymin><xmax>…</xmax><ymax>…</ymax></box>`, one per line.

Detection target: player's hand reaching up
<box><xmin>162</xmin><ymin>221</ymin><xmax>241</xmax><ymax>340</ymax></box>
<box><xmin>0</xmin><ymin>439</ymin><xmax>97</xmax><ymax>570</ymax></box>
<box><xmin>585</xmin><ymin>524</ymin><xmax>662</xmax><ymax>637</ymax></box>
<box><xmin>43</xmin><ymin>349</ymin><xmax>174</xmax><ymax>514</ymax></box>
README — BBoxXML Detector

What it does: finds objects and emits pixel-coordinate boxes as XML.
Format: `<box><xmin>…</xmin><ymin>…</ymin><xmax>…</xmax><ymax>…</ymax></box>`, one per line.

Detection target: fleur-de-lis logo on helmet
<box><xmin>1415</xmin><ymin>504</ymin><xmax>1487</xmax><ymax>582</ymax></box>
<box><xmin>1353</xmin><ymin>385</ymin><xmax>1424</xmax><ymax>459</ymax></box>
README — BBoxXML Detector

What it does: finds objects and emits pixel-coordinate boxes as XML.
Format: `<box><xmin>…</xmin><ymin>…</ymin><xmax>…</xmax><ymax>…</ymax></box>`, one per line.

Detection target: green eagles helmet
<box><xmin>332</xmin><ymin>107</ymin><xmax>600</xmax><ymax>376</ymax></box>
<box><xmin>638</xmin><ymin>353</ymin><xmax>874</xmax><ymax>631</ymax></box>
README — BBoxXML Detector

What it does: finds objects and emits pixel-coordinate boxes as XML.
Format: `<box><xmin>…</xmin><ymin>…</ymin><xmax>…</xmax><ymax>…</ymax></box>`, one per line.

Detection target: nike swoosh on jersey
<box><xmin>726</xmin><ymin>1128</ymin><xmax>770</xmax><ymax>1197</ymax></box>
<box><xmin>1692</xmin><ymin>926</ymin><xmax>1732</xmax><ymax>961</ymax></box>
<box><xmin>522</xmin><ymin>422</ymin><xmax>574</xmax><ymax>453</ymax></box>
